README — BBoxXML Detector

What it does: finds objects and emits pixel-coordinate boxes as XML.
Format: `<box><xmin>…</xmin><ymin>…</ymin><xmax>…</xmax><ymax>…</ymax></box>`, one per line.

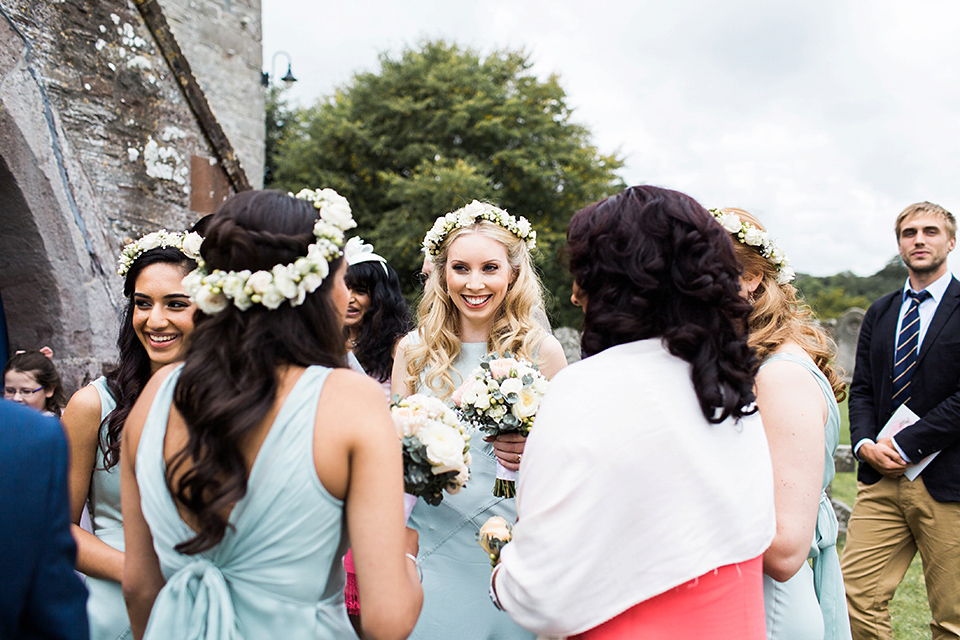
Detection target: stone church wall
<box><xmin>0</xmin><ymin>0</ymin><xmax>263</xmax><ymax>392</ymax></box>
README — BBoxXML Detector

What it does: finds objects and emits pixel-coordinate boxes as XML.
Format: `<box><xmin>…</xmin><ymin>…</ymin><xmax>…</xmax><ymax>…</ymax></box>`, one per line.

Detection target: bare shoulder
<box><xmin>61</xmin><ymin>384</ymin><xmax>104</xmax><ymax>438</ymax></box>
<box><xmin>318</xmin><ymin>369</ymin><xmax>391</xmax><ymax>425</ymax></box>
<box><xmin>538</xmin><ymin>334</ymin><xmax>568</xmax><ymax>380</ymax></box>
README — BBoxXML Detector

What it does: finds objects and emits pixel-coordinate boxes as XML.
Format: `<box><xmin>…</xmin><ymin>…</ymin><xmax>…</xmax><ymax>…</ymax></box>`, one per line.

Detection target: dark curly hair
<box><xmin>3</xmin><ymin>350</ymin><xmax>67</xmax><ymax>416</ymax></box>
<box><xmin>170</xmin><ymin>190</ymin><xmax>347</xmax><ymax>555</ymax></box>
<box><xmin>345</xmin><ymin>260</ymin><xmax>413</xmax><ymax>382</ymax></box>
<box><xmin>566</xmin><ymin>185</ymin><xmax>758</xmax><ymax>423</ymax></box>
<box><xmin>101</xmin><ymin>246</ymin><xmax>197</xmax><ymax>470</ymax></box>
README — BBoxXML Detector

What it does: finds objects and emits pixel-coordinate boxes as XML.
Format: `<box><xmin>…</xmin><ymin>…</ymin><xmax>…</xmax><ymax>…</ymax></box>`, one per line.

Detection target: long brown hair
<box><xmin>721</xmin><ymin>208</ymin><xmax>846</xmax><ymax>401</ymax></box>
<box><xmin>170</xmin><ymin>190</ymin><xmax>347</xmax><ymax>554</ymax></box>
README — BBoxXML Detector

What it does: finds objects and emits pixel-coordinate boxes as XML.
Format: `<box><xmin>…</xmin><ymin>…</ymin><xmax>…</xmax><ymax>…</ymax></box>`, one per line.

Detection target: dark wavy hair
<box><xmin>101</xmin><ymin>246</ymin><xmax>197</xmax><ymax>469</ymax></box>
<box><xmin>345</xmin><ymin>260</ymin><xmax>413</xmax><ymax>382</ymax></box>
<box><xmin>3</xmin><ymin>350</ymin><xmax>67</xmax><ymax>416</ymax></box>
<box><xmin>566</xmin><ymin>185</ymin><xmax>758</xmax><ymax>423</ymax></box>
<box><xmin>170</xmin><ymin>190</ymin><xmax>347</xmax><ymax>555</ymax></box>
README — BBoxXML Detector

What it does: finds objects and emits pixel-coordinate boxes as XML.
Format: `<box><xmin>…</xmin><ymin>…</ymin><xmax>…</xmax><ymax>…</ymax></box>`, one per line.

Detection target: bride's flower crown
<box><xmin>117</xmin><ymin>230</ymin><xmax>203</xmax><ymax>277</ymax></box>
<box><xmin>710</xmin><ymin>208</ymin><xmax>796</xmax><ymax>285</ymax></box>
<box><xmin>183</xmin><ymin>188</ymin><xmax>357</xmax><ymax>314</ymax></box>
<box><xmin>422</xmin><ymin>200</ymin><xmax>536</xmax><ymax>259</ymax></box>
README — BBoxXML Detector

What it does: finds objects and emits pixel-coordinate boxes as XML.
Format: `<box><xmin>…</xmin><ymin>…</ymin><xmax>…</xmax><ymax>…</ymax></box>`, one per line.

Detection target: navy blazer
<box><xmin>0</xmin><ymin>401</ymin><xmax>89</xmax><ymax>639</ymax></box>
<box><xmin>848</xmin><ymin>276</ymin><xmax>960</xmax><ymax>502</ymax></box>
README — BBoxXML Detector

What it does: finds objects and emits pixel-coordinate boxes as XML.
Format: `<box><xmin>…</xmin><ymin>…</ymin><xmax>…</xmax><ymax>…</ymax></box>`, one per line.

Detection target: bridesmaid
<box><xmin>716</xmin><ymin>207</ymin><xmax>851</xmax><ymax>640</ymax></box>
<box><xmin>61</xmin><ymin>230</ymin><xmax>200</xmax><ymax>639</ymax></box>
<box><xmin>392</xmin><ymin>200</ymin><xmax>566</xmax><ymax>640</ymax></box>
<box><xmin>121</xmin><ymin>189</ymin><xmax>422</xmax><ymax>639</ymax></box>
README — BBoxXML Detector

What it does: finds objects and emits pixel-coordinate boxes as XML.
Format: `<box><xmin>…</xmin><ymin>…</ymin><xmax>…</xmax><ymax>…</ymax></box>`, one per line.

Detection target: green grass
<box><xmin>831</xmin><ymin>397</ymin><xmax>932</xmax><ymax>639</ymax></box>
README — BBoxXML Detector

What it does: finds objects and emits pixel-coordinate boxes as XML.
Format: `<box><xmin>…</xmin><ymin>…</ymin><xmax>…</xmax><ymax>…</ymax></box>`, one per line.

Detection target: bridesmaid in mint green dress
<box><xmin>121</xmin><ymin>190</ymin><xmax>422</xmax><ymax>639</ymax></box>
<box><xmin>62</xmin><ymin>231</ymin><xmax>200</xmax><ymax>640</ymax></box>
<box><xmin>718</xmin><ymin>207</ymin><xmax>852</xmax><ymax>640</ymax></box>
<box><xmin>393</xmin><ymin>202</ymin><xmax>567</xmax><ymax>639</ymax></box>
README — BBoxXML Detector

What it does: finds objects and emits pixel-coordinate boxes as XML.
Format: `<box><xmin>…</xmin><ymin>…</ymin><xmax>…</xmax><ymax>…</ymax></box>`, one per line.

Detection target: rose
<box><xmin>246</xmin><ymin>270</ymin><xmax>273</xmax><ymax>295</ymax></box>
<box><xmin>512</xmin><ymin>388</ymin><xmax>540</xmax><ymax>419</ymax></box>
<box><xmin>391</xmin><ymin>406</ymin><xmax>422</xmax><ymax>438</ymax></box>
<box><xmin>531</xmin><ymin>375</ymin><xmax>548</xmax><ymax>395</ymax></box>
<box><xmin>478</xmin><ymin>516</ymin><xmax>513</xmax><ymax>555</ymax></box>
<box><xmin>193</xmin><ymin>286</ymin><xmax>229</xmax><ymax>314</ymax></box>
<box><xmin>271</xmin><ymin>264</ymin><xmax>299</xmax><ymax>299</ymax></box>
<box><xmin>260</xmin><ymin>287</ymin><xmax>286</xmax><ymax>310</ymax></box>
<box><xmin>499</xmin><ymin>377</ymin><xmax>523</xmax><ymax>399</ymax></box>
<box><xmin>488</xmin><ymin>357</ymin><xmax>520</xmax><ymax>379</ymax></box>
<box><xmin>181</xmin><ymin>232</ymin><xmax>203</xmax><ymax>259</ymax></box>
<box><xmin>719</xmin><ymin>213</ymin><xmax>742</xmax><ymax>234</ymax></box>
<box><xmin>418</xmin><ymin>423</ymin><xmax>468</xmax><ymax>474</ymax></box>
<box><xmin>138</xmin><ymin>231</ymin><xmax>163</xmax><ymax>251</ymax></box>
<box><xmin>742</xmin><ymin>226</ymin><xmax>765</xmax><ymax>247</ymax></box>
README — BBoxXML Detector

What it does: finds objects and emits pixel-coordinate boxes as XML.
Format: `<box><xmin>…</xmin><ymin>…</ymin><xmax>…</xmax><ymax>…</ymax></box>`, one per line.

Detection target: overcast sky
<box><xmin>262</xmin><ymin>0</ymin><xmax>960</xmax><ymax>278</ymax></box>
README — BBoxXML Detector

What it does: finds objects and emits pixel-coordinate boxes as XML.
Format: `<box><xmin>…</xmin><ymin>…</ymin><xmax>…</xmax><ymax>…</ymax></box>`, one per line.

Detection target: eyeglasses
<box><xmin>3</xmin><ymin>386</ymin><xmax>45</xmax><ymax>398</ymax></box>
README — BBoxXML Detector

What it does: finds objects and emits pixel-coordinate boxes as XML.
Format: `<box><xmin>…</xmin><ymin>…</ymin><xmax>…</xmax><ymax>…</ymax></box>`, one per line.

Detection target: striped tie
<box><xmin>891</xmin><ymin>289</ymin><xmax>931</xmax><ymax>407</ymax></box>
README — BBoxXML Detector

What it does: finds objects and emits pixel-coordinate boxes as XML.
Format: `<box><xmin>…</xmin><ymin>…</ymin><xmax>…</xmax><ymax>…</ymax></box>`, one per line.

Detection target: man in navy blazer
<box><xmin>842</xmin><ymin>202</ymin><xmax>960</xmax><ymax>639</ymax></box>
<box><xmin>0</xmin><ymin>400</ymin><xmax>89</xmax><ymax>639</ymax></box>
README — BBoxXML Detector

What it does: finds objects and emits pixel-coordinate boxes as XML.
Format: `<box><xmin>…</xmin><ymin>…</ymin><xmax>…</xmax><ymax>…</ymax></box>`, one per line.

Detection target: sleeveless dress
<box><xmin>86</xmin><ymin>377</ymin><xmax>132</xmax><ymax>640</ymax></box>
<box><xmin>760</xmin><ymin>353</ymin><xmax>852</xmax><ymax>640</ymax></box>
<box><xmin>135</xmin><ymin>365</ymin><xmax>355</xmax><ymax>639</ymax></box>
<box><xmin>407</xmin><ymin>340</ymin><xmax>535</xmax><ymax>640</ymax></box>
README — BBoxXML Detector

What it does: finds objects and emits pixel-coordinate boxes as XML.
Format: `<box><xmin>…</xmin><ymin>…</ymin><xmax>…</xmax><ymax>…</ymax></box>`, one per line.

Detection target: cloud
<box><xmin>263</xmin><ymin>0</ymin><xmax>960</xmax><ymax>277</ymax></box>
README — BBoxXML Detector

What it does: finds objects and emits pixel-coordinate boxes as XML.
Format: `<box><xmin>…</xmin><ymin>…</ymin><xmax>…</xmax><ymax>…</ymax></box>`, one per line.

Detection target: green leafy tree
<box><xmin>270</xmin><ymin>40</ymin><xmax>625</xmax><ymax>327</ymax></box>
<box><xmin>264</xmin><ymin>86</ymin><xmax>295</xmax><ymax>186</ymax></box>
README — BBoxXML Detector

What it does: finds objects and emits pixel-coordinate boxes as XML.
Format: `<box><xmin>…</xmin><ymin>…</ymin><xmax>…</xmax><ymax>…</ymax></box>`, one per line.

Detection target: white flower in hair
<box><xmin>709</xmin><ymin>208</ymin><xmax>795</xmax><ymax>284</ymax></box>
<box><xmin>182</xmin><ymin>188</ymin><xmax>356</xmax><ymax>314</ymax></box>
<box><xmin>117</xmin><ymin>229</ymin><xmax>203</xmax><ymax>277</ymax></box>
<box><xmin>422</xmin><ymin>200</ymin><xmax>537</xmax><ymax>258</ymax></box>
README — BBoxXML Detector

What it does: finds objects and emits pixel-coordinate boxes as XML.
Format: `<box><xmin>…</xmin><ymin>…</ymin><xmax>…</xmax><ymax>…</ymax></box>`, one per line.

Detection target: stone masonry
<box><xmin>0</xmin><ymin>0</ymin><xmax>263</xmax><ymax>392</ymax></box>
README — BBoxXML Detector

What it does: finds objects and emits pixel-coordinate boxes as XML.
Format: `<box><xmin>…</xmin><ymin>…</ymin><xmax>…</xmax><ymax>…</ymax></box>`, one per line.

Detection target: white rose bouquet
<box><xmin>453</xmin><ymin>353</ymin><xmax>549</xmax><ymax>498</ymax></box>
<box><xmin>391</xmin><ymin>394</ymin><xmax>471</xmax><ymax>509</ymax></box>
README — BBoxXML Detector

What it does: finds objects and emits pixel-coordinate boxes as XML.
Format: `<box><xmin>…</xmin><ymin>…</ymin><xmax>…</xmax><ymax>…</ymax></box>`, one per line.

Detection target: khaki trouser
<box><xmin>841</xmin><ymin>475</ymin><xmax>960</xmax><ymax>640</ymax></box>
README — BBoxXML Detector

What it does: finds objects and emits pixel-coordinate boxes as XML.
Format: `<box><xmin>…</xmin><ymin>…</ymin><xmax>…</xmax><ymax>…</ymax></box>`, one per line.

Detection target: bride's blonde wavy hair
<box><xmin>405</xmin><ymin>220</ymin><xmax>547</xmax><ymax>398</ymax></box>
<box><xmin>721</xmin><ymin>208</ymin><xmax>847</xmax><ymax>401</ymax></box>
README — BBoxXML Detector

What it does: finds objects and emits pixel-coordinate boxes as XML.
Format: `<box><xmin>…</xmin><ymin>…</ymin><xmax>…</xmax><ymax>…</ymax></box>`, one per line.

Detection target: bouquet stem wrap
<box><xmin>493</xmin><ymin>463</ymin><xmax>519</xmax><ymax>498</ymax></box>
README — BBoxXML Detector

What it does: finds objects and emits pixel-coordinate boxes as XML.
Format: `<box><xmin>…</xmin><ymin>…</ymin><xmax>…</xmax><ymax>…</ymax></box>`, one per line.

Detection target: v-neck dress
<box><xmin>135</xmin><ymin>365</ymin><xmax>355</xmax><ymax>639</ymax></box>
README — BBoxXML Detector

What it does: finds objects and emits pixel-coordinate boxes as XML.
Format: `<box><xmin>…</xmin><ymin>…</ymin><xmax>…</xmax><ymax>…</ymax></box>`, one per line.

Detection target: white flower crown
<box><xmin>117</xmin><ymin>230</ymin><xmax>203</xmax><ymax>277</ymax></box>
<box><xmin>710</xmin><ymin>209</ymin><xmax>796</xmax><ymax>285</ymax></box>
<box><xmin>422</xmin><ymin>200</ymin><xmax>536</xmax><ymax>259</ymax></box>
<box><xmin>182</xmin><ymin>188</ymin><xmax>357</xmax><ymax>314</ymax></box>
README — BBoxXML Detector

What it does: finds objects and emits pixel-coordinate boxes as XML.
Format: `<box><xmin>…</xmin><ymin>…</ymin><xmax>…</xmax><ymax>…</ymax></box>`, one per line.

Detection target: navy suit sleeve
<box><xmin>21</xmin><ymin>417</ymin><xmax>90</xmax><ymax>640</ymax></box>
<box><xmin>848</xmin><ymin>299</ymin><xmax>881</xmax><ymax>448</ymax></box>
<box><xmin>895</xmin><ymin>358</ymin><xmax>960</xmax><ymax>461</ymax></box>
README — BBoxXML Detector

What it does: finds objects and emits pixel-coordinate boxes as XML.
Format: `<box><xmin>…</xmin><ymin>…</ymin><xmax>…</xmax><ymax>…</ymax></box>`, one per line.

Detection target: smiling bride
<box><xmin>392</xmin><ymin>200</ymin><xmax>566</xmax><ymax>639</ymax></box>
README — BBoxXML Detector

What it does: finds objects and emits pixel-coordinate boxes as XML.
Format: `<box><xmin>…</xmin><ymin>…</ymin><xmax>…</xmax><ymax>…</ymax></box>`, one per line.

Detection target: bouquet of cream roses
<box><xmin>391</xmin><ymin>394</ymin><xmax>471</xmax><ymax>509</ymax></box>
<box><xmin>453</xmin><ymin>353</ymin><xmax>549</xmax><ymax>498</ymax></box>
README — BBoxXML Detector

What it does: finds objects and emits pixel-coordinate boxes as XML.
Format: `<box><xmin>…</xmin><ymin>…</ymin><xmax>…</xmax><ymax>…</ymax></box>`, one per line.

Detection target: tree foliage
<box><xmin>794</xmin><ymin>256</ymin><xmax>908</xmax><ymax>320</ymax></box>
<box><xmin>268</xmin><ymin>40</ymin><xmax>625</xmax><ymax>328</ymax></box>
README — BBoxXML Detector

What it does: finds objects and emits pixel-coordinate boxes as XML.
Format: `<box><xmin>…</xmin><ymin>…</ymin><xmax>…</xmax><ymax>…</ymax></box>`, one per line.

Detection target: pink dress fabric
<box><xmin>571</xmin><ymin>556</ymin><xmax>766</xmax><ymax>640</ymax></box>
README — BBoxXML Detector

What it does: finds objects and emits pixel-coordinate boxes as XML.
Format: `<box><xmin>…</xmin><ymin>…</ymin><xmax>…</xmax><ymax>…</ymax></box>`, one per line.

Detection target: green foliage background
<box><xmin>266</xmin><ymin>40</ymin><xmax>625</xmax><ymax>328</ymax></box>
<box><xmin>794</xmin><ymin>257</ymin><xmax>907</xmax><ymax>320</ymax></box>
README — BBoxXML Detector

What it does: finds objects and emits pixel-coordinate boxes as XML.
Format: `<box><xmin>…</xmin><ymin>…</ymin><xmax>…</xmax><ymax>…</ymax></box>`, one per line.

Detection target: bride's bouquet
<box><xmin>453</xmin><ymin>354</ymin><xmax>549</xmax><ymax>498</ymax></box>
<box><xmin>391</xmin><ymin>394</ymin><xmax>471</xmax><ymax>510</ymax></box>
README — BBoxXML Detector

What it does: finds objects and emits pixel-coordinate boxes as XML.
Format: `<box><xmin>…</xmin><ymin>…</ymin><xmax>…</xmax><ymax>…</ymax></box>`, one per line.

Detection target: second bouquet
<box><xmin>391</xmin><ymin>394</ymin><xmax>472</xmax><ymax>512</ymax></box>
<box><xmin>453</xmin><ymin>353</ymin><xmax>549</xmax><ymax>498</ymax></box>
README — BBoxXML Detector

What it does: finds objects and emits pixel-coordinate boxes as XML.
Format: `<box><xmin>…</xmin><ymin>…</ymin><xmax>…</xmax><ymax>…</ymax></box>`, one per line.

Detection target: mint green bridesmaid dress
<box><xmin>760</xmin><ymin>353</ymin><xmax>852</xmax><ymax>640</ymax></box>
<box><xmin>135</xmin><ymin>365</ymin><xmax>356</xmax><ymax>639</ymax></box>
<box><xmin>86</xmin><ymin>377</ymin><xmax>131</xmax><ymax>640</ymax></box>
<box><xmin>407</xmin><ymin>340</ymin><xmax>535</xmax><ymax>640</ymax></box>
